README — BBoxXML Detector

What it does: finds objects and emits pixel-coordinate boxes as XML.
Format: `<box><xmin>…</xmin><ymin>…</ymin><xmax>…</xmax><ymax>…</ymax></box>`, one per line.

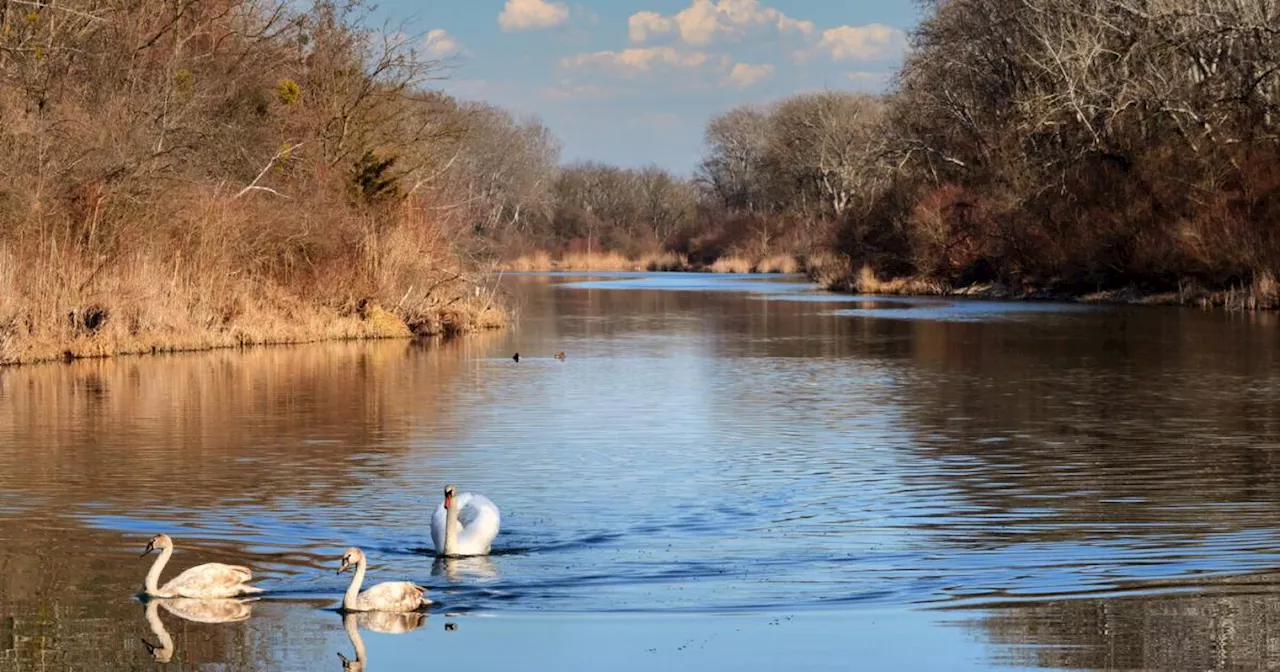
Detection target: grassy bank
<box><xmin>501</xmin><ymin>250</ymin><xmax>803</xmax><ymax>274</ymax></box>
<box><xmin>809</xmin><ymin>261</ymin><xmax>1280</xmax><ymax>311</ymax></box>
<box><xmin>0</xmin><ymin>275</ymin><xmax>505</xmax><ymax>366</ymax></box>
<box><xmin>0</xmin><ymin>198</ymin><xmax>506</xmax><ymax>366</ymax></box>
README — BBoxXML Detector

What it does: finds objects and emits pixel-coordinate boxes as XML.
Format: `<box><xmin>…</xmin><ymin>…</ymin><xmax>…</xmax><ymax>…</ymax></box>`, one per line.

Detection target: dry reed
<box><xmin>707</xmin><ymin>256</ymin><xmax>755</xmax><ymax>274</ymax></box>
<box><xmin>0</xmin><ymin>192</ymin><xmax>505</xmax><ymax>367</ymax></box>
<box><xmin>754</xmin><ymin>254</ymin><xmax>800</xmax><ymax>274</ymax></box>
<box><xmin>502</xmin><ymin>250</ymin><xmax>690</xmax><ymax>272</ymax></box>
<box><xmin>501</xmin><ymin>249</ymin><xmax>802</xmax><ymax>274</ymax></box>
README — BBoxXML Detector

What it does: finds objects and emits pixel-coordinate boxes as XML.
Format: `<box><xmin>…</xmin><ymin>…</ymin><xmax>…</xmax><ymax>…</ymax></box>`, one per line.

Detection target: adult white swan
<box><xmin>140</xmin><ymin>534</ymin><xmax>263</xmax><ymax>599</ymax></box>
<box><xmin>337</xmin><ymin>547</ymin><xmax>431</xmax><ymax>613</ymax></box>
<box><xmin>430</xmin><ymin>484</ymin><xmax>500</xmax><ymax>557</ymax></box>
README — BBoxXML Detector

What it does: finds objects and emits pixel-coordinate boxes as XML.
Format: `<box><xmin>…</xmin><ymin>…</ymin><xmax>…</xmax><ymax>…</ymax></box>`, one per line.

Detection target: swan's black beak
<box><xmin>140</xmin><ymin>542</ymin><xmax>154</xmax><ymax>558</ymax></box>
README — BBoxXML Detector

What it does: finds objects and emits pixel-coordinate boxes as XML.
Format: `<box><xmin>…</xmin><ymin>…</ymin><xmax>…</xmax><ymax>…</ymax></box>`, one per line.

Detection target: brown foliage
<box><xmin>817</xmin><ymin>0</ymin><xmax>1280</xmax><ymax>303</ymax></box>
<box><xmin>0</xmin><ymin>0</ymin><xmax>504</xmax><ymax>364</ymax></box>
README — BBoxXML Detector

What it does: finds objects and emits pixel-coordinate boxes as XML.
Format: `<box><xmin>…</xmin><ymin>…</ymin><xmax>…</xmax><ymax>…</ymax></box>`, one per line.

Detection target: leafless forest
<box><xmin>0</xmin><ymin>0</ymin><xmax>518</xmax><ymax>363</ymax></box>
<box><xmin>505</xmin><ymin>0</ymin><xmax>1280</xmax><ymax>306</ymax></box>
<box><xmin>2</xmin><ymin>0</ymin><xmax>1278</xmax><ymax>365</ymax></box>
<box><xmin>827</xmin><ymin>0</ymin><xmax>1280</xmax><ymax>304</ymax></box>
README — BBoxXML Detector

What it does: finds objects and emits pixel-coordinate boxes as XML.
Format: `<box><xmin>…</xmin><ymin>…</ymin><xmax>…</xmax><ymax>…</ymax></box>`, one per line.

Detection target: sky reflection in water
<box><xmin>3</xmin><ymin>272</ymin><xmax>1280</xmax><ymax>669</ymax></box>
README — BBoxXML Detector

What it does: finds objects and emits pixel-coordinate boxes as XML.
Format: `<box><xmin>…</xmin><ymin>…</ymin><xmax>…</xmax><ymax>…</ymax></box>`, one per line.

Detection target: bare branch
<box><xmin>235</xmin><ymin>143</ymin><xmax>305</xmax><ymax>200</ymax></box>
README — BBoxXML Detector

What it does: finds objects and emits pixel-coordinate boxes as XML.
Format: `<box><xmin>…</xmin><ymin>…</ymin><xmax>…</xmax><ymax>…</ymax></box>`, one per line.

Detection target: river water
<box><xmin>3</xmin><ymin>272</ymin><xmax>1280</xmax><ymax>670</ymax></box>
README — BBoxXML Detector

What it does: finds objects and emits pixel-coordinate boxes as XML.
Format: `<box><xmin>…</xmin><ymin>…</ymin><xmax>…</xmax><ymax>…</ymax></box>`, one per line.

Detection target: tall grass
<box><xmin>502</xmin><ymin>251</ymin><xmax>667</xmax><ymax>272</ymax></box>
<box><xmin>501</xmin><ymin>249</ymin><xmax>804</xmax><ymax>274</ymax></box>
<box><xmin>0</xmin><ymin>191</ymin><xmax>503</xmax><ymax>366</ymax></box>
<box><xmin>0</xmin><ymin>0</ymin><xmax>506</xmax><ymax>365</ymax></box>
<box><xmin>707</xmin><ymin>256</ymin><xmax>754</xmax><ymax>274</ymax></box>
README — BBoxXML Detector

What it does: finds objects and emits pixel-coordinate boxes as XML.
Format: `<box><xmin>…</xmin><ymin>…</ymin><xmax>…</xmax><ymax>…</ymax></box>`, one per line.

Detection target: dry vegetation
<box><xmin>482</xmin><ymin>102</ymin><xmax>864</xmax><ymax>273</ymax></box>
<box><xmin>487</xmin><ymin>90</ymin><xmax>898</xmax><ymax>275</ymax></box>
<box><xmin>500</xmin><ymin>250</ymin><xmax>800</xmax><ymax>274</ymax></box>
<box><xmin>0</xmin><ymin>0</ymin><xmax>511</xmax><ymax>365</ymax></box>
<box><xmin>805</xmin><ymin>0</ymin><xmax>1280</xmax><ymax>308</ymax></box>
<box><xmin>11</xmin><ymin>0</ymin><xmax>1274</xmax><ymax>366</ymax></box>
<box><xmin>499</xmin><ymin>0</ymin><xmax>1279</xmax><ymax>310</ymax></box>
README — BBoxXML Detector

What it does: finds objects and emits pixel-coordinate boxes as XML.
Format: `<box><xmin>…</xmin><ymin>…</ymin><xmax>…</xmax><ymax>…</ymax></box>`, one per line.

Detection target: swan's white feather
<box><xmin>431</xmin><ymin>492</ymin><xmax>501</xmax><ymax>556</ymax></box>
<box><xmin>351</xmin><ymin>581</ymin><xmax>430</xmax><ymax>613</ymax></box>
<box><xmin>160</xmin><ymin>563</ymin><xmax>262</xmax><ymax>599</ymax></box>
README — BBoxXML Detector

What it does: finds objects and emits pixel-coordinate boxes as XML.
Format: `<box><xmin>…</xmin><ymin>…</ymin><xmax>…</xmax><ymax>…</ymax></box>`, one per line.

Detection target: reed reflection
<box><xmin>0</xmin><ymin>337</ymin><xmax>493</xmax><ymax>512</ymax></box>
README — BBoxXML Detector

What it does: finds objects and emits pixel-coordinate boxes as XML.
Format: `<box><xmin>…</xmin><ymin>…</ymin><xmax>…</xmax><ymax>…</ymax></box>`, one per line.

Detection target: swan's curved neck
<box><xmin>343</xmin><ymin>556</ymin><xmax>367</xmax><ymax>610</ymax></box>
<box><xmin>444</xmin><ymin>503</ymin><xmax>461</xmax><ymax>555</ymax></box>
<box><xmin>145</xmin><ymin>545</ymin><xmax>173</xmax><ymax>596</ymax></box>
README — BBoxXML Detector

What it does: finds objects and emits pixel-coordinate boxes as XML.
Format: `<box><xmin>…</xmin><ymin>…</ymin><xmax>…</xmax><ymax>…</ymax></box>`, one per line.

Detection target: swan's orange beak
<box><xmin>444</xmin><ymin>493</ymin><xmax>453</xmax><ymax>510</ymax></box>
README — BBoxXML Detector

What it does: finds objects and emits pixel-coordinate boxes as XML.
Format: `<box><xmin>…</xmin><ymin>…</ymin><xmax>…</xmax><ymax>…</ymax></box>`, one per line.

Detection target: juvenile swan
<box><xmin>337</xmin><ymin>548</ymin><xmax>431</xmax><ymax>613</ymax></box>
<box><xmin>431</xmin><ymin>484</ymin><xmax>501</xmax><ymax>557</ymax></box>
<box><xmin>141</xmin><ymin>534</ymin><xmax>262</xmax><ymax>599</ymax></box>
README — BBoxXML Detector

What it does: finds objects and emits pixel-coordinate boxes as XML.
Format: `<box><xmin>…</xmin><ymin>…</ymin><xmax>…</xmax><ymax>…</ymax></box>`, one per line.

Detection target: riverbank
<box><xmin>501</xmin><ymin>250</ymin><xmax>803</xmax><ymax>274</ymax></box>
<box><xmin>0</xmin><ymin>296</ymin><xmax>505</xmax><ymax>367</ymax></box>
<box><xmin>811</xmin><ymin>263</ymin><xmax>1280</xmax><ymax>311</ymax></box>
<box><xmin>0</xmin><ymin>244</ymin><xmax>506</xmax><ymax>367</ymax></box>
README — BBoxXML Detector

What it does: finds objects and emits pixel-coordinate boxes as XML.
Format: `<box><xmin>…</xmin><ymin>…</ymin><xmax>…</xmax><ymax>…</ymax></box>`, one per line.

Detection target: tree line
<box><xmin>831</xmin><ymin>0</ymin><xmax>1280</xmax><ymax>298</ymax></box>
<box><xmin>6</xmin><ymin>0</ymin><xmax>1275</xmax><ymax>362</ymax></box>
<box><xmin>468</xmin><ymin>91</ymin><xmax>884</xmax><ymax>267</ymax></box>
<box><xmin>485</xmin><ymin>0</ymin><xmax>1280</xmax><ymax>303</ymax></box>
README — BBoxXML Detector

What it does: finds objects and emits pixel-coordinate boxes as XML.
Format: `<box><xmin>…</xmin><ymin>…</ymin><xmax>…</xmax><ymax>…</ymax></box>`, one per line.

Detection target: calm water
<box><xmin>4</xmin><ymin>272</ymin><xmax>1280</xmax><ymax>670</ymax></box>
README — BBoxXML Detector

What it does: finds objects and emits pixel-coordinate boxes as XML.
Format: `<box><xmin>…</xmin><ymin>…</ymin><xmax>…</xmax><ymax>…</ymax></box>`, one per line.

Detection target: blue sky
<box><xmin>375</xmin><ymin>1</ymin><xmax>924</xmax><ymax>173</ymax></box>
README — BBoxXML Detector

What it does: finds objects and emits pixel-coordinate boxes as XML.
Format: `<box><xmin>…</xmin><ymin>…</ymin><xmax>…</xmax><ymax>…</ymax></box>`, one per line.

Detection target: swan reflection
<box><xmin>141</xmin><ymin>597</ymin><xmax>255</xmax><ymax>663</ymax></box>
<box><xmin>354</xmin><ymin>610</ymin><xmax>426</xmax><ymax>634</ymax></box>
<box><xmin>161</xmin><ymin>597</ymin><xmax>254</xmax><ymax>623</ymax></box>
<box><xmin>337</xmin><ymin>611</ymin><xmax>426</xmax><ymax>670</ymax></box>
<box><xmin>431</xmin><ymin>555</ymin><xmax>498</xmax><ymax>581</ymax></box>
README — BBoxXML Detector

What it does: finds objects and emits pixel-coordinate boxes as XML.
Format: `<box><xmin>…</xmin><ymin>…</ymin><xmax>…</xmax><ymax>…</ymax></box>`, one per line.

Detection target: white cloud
<box><xmin>725</xmin><ymin>63</ymin><xmax>774</xmax><ymax>88</ymax></box>
<box><xmin>628</xmin><ymin>11</ymin><xmax>674</xmax><ymax>43</ymax></box>
<box><xmin>561</xmin><ymin>47</ymin><xmax>716</xmax><ymax>76</ymax></box>
<box><xmin>815</xmin><ymin>24</ymin><xmax>905</xmax><ymax>61</ymax></box>
<box><xmin>498</xmin><ymin>0</ymin><xmax>569</xmax><ymax>32</ymax></box>
<box><xmin>629</xmin><ymin>0</ymin><xmax>814</xmax><ymax>46</ymax></box>
<box><xmin>423</xmin><ymin>29</ymin><xmax>462</xmax><ymax>58</ymax></box>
